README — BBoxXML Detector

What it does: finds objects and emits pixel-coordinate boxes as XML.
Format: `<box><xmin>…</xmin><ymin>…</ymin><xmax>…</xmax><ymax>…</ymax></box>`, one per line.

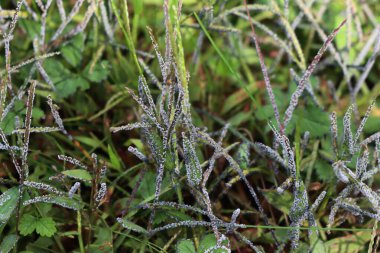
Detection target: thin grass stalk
<box><xmin>353</xmin><ymin>31</ymin><xmax>380</xmax><ymax>96</ymax></box>
<box><xmin>283</xmin><ymin>20</ymin><xmax>347</xmax><ymax>130</ymax></box>
<box><xmin>270</xmin><ymin>0</ymin><xmax>306</xmax><ymax>69</ymax></box>
<box><xmin>243</xmin><ymin>0</ymin><xmax>281</xmax><ymax>131</ymax></box>
<box><xmin>110</xmin><ymin>0</ymin><xmax>142</xmax><ymax>75</ymax></box>
<box><xmin>50</xmin><ymin>0</ymin><xmax>85</xmax><ymax>41</ymax></box>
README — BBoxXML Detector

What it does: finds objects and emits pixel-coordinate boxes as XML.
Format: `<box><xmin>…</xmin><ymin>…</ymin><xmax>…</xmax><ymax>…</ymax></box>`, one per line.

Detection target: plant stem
<box><xmin>77</xmin><ymin>210</ymin><xmax>86</xmax><ymax>253</ymax></box>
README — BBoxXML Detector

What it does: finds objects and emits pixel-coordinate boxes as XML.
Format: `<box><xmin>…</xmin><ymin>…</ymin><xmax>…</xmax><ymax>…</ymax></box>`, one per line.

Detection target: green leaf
<box><xmin>83</xmin><ymin>60</ymin><xmax>109</xmax><ymax>83</ymax></box>
<box><xmin>19</xmin><ymin>214</ymin><xmax>37</xmax><ymax>236</ymax></box>
<box><xmin>222</xmin><ymin>83</ymin><xmax>256</xmax><ymax>114</ymax></box>
<box><xmin>228</xmin><ymin>111</ymin><xmax>251</xmax><ymax>127</ymax></box>
<box><xmin>0</xmin><ymin>100</ymin><xmax>26</xmax><ymax>134</ymax></box>
<box><xmin>88</xmin><ymin>227</ymin><xmax>113</xmax><ymax>253</ymax></box>
<box><xmin>236</xmin><ymin>142</ymin><xmax>250</xmax><ymax>170</ymax></box>
<box><xmin>62</xmin><ymin>169</ymin><xmax>92</xmax><ymax>181</ymax></box>
<box><xmin>43</xmin><ymin>59</ymin><xmax>90</xmax><ymax>98</ymax></box>
<box><xmin>76</xmin><ymin>136</ymin><xmax>103</xmax><ymax>148</ymax></box>
<box><xmin>314</xmin><ymin>159</ymin><xmax>335</xmax><ymax>181</ymax></box>
<box><xmin>0</xmin><ymin>187</ymin><xmax>19</xmax><ymax>224</ymax></box>
<box><xmin>130</xmin><ymin>171</ymin><xmax>169</xmax><ymax>200</ymax></box>
<box><xmin>43</xmin><ymin>59</ymin><xmax>71</xmax><ymax>82</ymax></box>
<box><xmin>133</xmin><ymin>0</ymin><xmax>144</xmax><ymax>14</ymax></box>
<box><xmin>256</xmin><ymin>105</ymin><xmax>275</xmax><ymax>121</ymax></box>
<box><xmin>32</xmin><ymin>107</ymin><xmax>45</xmax><ymax>121</ymax></box>
<box><xmin>19</xmin><ymin>19</ymin><xmax>40</xmax><ymax>38</ymax></box>
<box><xmin>199</xmin><ymin>234</ymin><xmax>229</xmax><ymax>253</ymax></box>
<box><xmin>286</xmin><ymin>105</ymin><xmax>330</xmax><ymax>137</ymax></box>
<box><xmin>19</xmin><ymin>215</ymin><xmax>57</xmax><ymax>237</ymax></box>
<box><xmin>117</xmin><ymin>217</ymin><xmax>147</xmax><ymax>234</ymax></box>
<box><xmin>309</xmin><ymin>231</ymin><xmax>326</xmax><ymax>253</ymax></box>
<box><xmin>142</xmin><ymin>0</ymin><xmax>197</xmax><ymax>4</ymax></box>
<box><xmin>108</xmin><ymin>144</ymin><xmax>122</xmax><ymax>170</ymax></box>
<box><xmin>35</xmin><ymin>217</ymin><xmax>57</xmax><ymax>237</ymax></box>
<box><xmin>60</xmin><ymin>33</ymin><xmax>85</xmax><ymax>67</ymax></box>
<box><xmin>0</xmin><ymin>112</ymin><xmax>16</xmax><ymax>135</ymax></box>
<box><xmin>176</xmin><ymin>239</ymin><xmax>196</xmax><ymax>253</ymax></box>
<box><xmin>56</xmin><ymin>76</ymin><xmax>90</xmax><ymax>99</ymax></box>
<box><xmin>325</xmin><ymin>232</ymin><xmax>371</xmax><ymax>253</ymax></box>
<box><xmin>262</xmin><ymin>190</ymin><xmax>293</xmax><ymax>215</ymax></box>
<box><xmin>0</xmin><ymin>234</ymin><xmax>19</xmax><ymax>253</ymax></box>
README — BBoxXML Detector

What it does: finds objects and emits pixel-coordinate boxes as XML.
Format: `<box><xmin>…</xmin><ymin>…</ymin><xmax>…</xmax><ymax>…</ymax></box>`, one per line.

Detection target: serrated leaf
<box><xmin>19</xmin><ymin>215</ymin><xmax>57</xmax><ymax>237</ymax></box>
<box><xmin>176</xmin><ymin>239</ymin><xmax>196</xmax><ymax>253</ymax></box>
<box><xmin>0</xmin><ymin>187</ymin><xmax>19</xmax><ymax>224</ymax></box>
<box><xmin>56</xmin><ymin>76</ymin><xmax>90</xmax><ymax>98</ymax></box>
<box><xmin>19</xmin><ymin>214</ymin><xmax>37</xmax><ymax>236</ymax></box>
<box><xmin>60</xmin><ymin>33</ymin><xmax>85</xmax><ymax>67</ymax></box>
<box><xmin>199</xmin><ymin>234</ymin><xmax>229</xmax><ymax>253</ymax></box>
<box><xmin>43</xmin><ymin>59</ymin><xmax>70</xmax><ymax>81</ymax></box>
<box><xmin>43</xmin><ymin>59</ymin><xmax>89</xmax><ymax>98</ymax></box>
<box><xmin>286</xmin><ymin>106</ymin><xmax>330</xmax><ymax>137</ymax></box>
<box><xmin>62</xmin><ymin>169</ymin><xmax>92</xmax><ymax>181</ymax></box>
<box><xmin>117</xmin><ymin>217</ymin><xmax>147</xmax><ymax>234</ymax></box>
<box><xmin>314</xmin><ymin>159</ymin><xmax>335</xmax><ymax>181</ymax></box>
<box><xmin>35</xmin><ymin>217</ymin><xmax>57</xmax><ymax>237</ymax></box>
<box><xmin>0</xmin><ymin>234</ymin><xmax>19</xmax><ymax>253</ymax></box>
<box><xmin>130</xmin><ymin>171</ymin><xmax>170</xmax><ymax>200</ymax></box>
<box><xmin>83</xmin><ymin>60</ymin><xmax>109</xmax><ymax>82</ymax></box>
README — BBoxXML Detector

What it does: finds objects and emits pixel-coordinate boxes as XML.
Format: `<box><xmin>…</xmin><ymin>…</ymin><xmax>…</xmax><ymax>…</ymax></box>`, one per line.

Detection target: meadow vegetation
<box><xmin>0</xmin><ymin>0</ymin><xmax>379</xmax><ymax>252</ymax></box>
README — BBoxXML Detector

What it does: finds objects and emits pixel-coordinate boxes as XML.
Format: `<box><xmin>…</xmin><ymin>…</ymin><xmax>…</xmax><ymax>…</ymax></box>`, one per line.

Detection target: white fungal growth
<box><xmin>255</xmin><ymin>142</ymin><xmax>286</xmax><ymax>168</ymax></box>
<box><xmin>24</xmin><ymin>181</ymin><xmax>65</xmax><ymax>196</ymax></box>
<box><xmin>182</xmin><ymin>133</ymin><xmax>202</xmax><ymax>186</ymax></box>
<box><xmin>23</xmin><ymin>195</ymin><xmax>81</xmax><ymax>210</ymax></box>
<box><xmin>333</xmin><ymin>161</ymin><xmax>350</xmax><ymax>183</ymax></box>
<box><xmin>66</xmin><ymin>1</ymin><xmax>95</xmax><ymax>37</ymax></box>
<box><xmin>128</xmin><ymin>146</ymin><xmax>147</xmax><ymax>162</ymax></box>
<box><xmin>68</xmin><ymin>182</ymin><xmax>81</xmax><ymax>198</ymax></box>
<box><xmin>100</xmin><ymin>165</ymin><xmax>107</xmax><ymax>179</ymax></box>
<box><xmin>276</xmin><ymin>177</ymin><xmax>293</xmax><ymax>194</ymax></box>
<box><xmin>50</xmin><ymin>0</ymin><xmax>86</xmax><ymax>41</ymax></box>
<box><xmin>0</xmin><ymin>194</ymin><xmax>11</xmax><ymax>207</ymax></box>
<box><xmin>356</xmin><ymin>149</ymin><xmax>369</xmax><ymax>179</ymax></box>
<box><xmin>343</xmin><ymin>105</ymin><xmax>354</xmax><ymax>154</ymax></box>
<box><xmin>56</xmin><ymin>0</ymin><xmax>66</xmax><ymax>22</ymax></box>
<box><xmin>354</xmin><ymin>100</ymin><xmax>375</xmax><ymax>146</ymax></box>
<box><xmin>58</xmin><ymin>155</ymin><xmax>87</xmax><ymax>169</ymax></box>
<box><xmin>48</xmin><ymin>96</ymin><xmax>72</xmax><ymax>140</ymax></box>
<box><xmin>100</xmin><ymin>0</ymin><xmax>113</xmax><ymax>40</ymax></box>
<box><xmin>330</xmin><ymin>112</ymin><xmax>339</xmax><ymax>157</ymax></box>
<box><xmin>96</xmin><ymin>183</ymin><xmax>107</xmax><ymax>203</ymax></box>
